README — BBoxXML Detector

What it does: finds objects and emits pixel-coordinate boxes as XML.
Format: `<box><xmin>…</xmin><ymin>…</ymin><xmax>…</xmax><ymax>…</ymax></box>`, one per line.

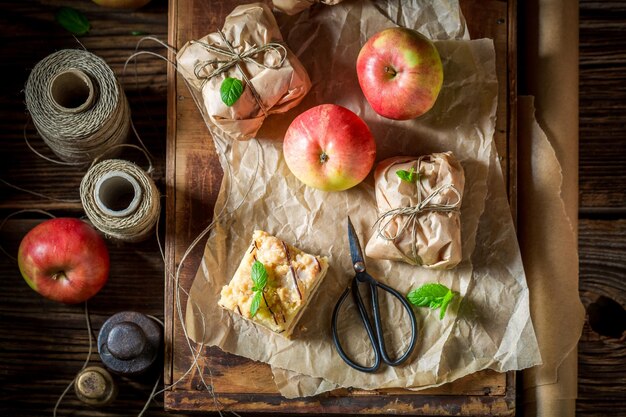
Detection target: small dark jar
<box><xmin>98</xmin><ymin>311</ymin><xmax>162</xmax><ymax>376</ymax></box>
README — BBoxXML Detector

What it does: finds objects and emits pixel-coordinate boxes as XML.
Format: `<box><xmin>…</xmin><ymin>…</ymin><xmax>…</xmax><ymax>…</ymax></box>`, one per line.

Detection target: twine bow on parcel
<box><xmin>191</xmin><ymin>30</ymin><xmax>287</xmax><ymax>116</ymax></box>
<box><xmin>375</xmin><ymin>184</ymin><xmax>461</xmax><ymax>261</ymax></box>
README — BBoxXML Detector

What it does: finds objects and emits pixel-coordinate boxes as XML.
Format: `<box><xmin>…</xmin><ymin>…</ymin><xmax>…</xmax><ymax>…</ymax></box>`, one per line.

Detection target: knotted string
<box><xmin>374</xmin><ymin>157</ymin><xmax>462</xmax><ymax>264</ymax></box>
<box><xmin>191</xmin><ymin>30</ymin><xmax>287</xmax><ymax>116</ymax></box>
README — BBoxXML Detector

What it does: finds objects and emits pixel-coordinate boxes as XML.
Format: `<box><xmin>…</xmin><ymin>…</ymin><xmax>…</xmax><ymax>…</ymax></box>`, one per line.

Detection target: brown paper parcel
<box><xmin>176</xmin><ymin>3</ymin><xmax>311</xmax><ymax>141</ymax></box>
<box><xmin>365</xmin><ymin>153</ymin><xmax>465</xmax><ymax>269</ymax></box>
<box><xmin>184</xmin><ymin>0</ymin><xmax>542</xmax><ymax>396</ymax></box>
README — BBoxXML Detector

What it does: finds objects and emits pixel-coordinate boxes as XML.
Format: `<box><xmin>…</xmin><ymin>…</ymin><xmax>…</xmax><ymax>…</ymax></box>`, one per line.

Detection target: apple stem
<box><xmin>319</xmin><ymin>152</ymin><xmax>329</xmax><ymax>164</ymax></box>
<box><xmin>52</xmin><ymin>271</ymin><xmax>67</xmax><ymax>281</ymax></box>
<box><xmin>384</xmin><ymin>66</ymin><xmax>397</xmax><ymax>77</ymax></box>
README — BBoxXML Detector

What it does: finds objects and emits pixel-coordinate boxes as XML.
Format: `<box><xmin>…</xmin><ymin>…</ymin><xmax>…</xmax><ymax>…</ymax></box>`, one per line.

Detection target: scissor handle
<box><xmin>331</xmin><ymin>279</ymin><xmax>381</xmax><ymax>373</ymax></box>
<box><xmin>331</xmin><ymin>273</ymin><xmax>418</xmax><ymax>373</ymax></box>
<box><xmin>365</xmin><ymin>274</ymin><xmax>418</xmax><ymax>366</ymax></box>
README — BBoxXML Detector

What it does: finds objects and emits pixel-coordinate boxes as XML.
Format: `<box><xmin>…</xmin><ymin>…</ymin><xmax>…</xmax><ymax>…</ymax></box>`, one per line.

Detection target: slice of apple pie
<box><xmin>218</xmin><ymin>230</ymin><xmax>329</xmax><ymax>338</ymax></box>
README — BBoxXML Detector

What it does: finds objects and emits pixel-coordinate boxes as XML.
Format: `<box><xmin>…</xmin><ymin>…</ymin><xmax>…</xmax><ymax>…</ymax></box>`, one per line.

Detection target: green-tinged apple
<box><xmin>356</xmin><ymin>27</ymin><xmax>443</xmax><ymax>120</ymax></box>
<box><xmin>283</xmin><ymin>104</ymin><xmax>376</xmax><ymax>191</ymax></box>
<box><xmin>18</xmin><ymin>218</ymin><xmax>109</xmax><ymax>304</ymax></box>
<box><xmin>91</xmin><ymin>0</ymin><xmax>151</xmax><ymax>9</ymax></box>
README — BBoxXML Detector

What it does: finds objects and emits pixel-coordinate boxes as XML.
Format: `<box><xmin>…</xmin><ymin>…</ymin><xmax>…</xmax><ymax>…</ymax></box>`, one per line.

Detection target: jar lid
<box><xmin>74</xmin><ymin>366</ymin><xmax>117</xmax><ymax>406</ymax></box>
<box><xmin>97</xmin><ymin>311</ymin><xmax>162</xmax><ymax>376</ymax></box>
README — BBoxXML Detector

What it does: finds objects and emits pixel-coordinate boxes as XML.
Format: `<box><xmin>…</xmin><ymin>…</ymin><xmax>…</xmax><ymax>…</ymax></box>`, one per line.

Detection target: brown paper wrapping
<box><xmin>176</xmin><ymin>3</ymin><xmax>311</xmax><ymax>141</ymax></box>
<box><xmin>519</xmin><ymin>0</ymin><xmax>585</xmax><ymax>415</ymax></box>
<box><xmin>272</xmin><ymin>0</ymin><xmax>344</xmax><ymax>16</ymax></box>
<box><xmin>365</xmin><ymin>153</ymin><xmax>465</xmax><ymax>269</ymax></box>
<box><xmin>519</xmin><ymin>97</ymin><xmax>583</xmax><ymax>416</ymax></box>
<box><xmin>184</xmin><ymin>0</ymin><xmax>542</xmax><ymax>398</ymax></box>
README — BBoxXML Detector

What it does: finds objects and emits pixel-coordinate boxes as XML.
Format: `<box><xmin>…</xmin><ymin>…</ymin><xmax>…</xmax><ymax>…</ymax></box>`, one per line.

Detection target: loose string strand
<box><xmin>0</xmin><ymin>178</ymin><xmax>81</xmax><ymax>204</ymax></box>
<box><xmin>149</xmin><ymin>136</ymin><xmax>260</xmax><ymax>417</ymax></box>
<box><xmin>53</xmin><ymin>302</ymin><xmax>93</xmax><ymax>417</ymax></box>
<box><xmin>90</xmin><ymin>143</ymin><xmax>154</xmax><ymax>174</ymax></box>
<box><xmin>122</xmin><ymin>37</ymin><xmax>178</xmax><ymax>159</ymax></box>
<box><xmin>0</xmin><ymin>209</ymin><xmax>57</xmax><ymax>261</ymax></box>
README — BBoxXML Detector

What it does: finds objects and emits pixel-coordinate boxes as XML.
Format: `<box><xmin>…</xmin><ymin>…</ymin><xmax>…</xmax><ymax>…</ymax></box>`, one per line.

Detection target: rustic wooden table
<box><xmin>0</xmin><ymin>1</ymin><xmax>623</xmax><ymax>416</ymax></box>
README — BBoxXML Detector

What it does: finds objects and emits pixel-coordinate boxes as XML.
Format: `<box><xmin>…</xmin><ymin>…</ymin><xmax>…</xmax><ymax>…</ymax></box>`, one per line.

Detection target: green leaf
<box><xmin>250</xmin><ymin>291</ymin><xmax>263</xmax><ymax>318</ymax></box>
<box><xmin>396</xmin><ymin>167</ymin><xmax>418</xmax><ymax>183</ymax></box>
<box><xmin>408</xmin><ymin>283</ymin><xmax>458</xmax><ymax>319</ymax></box>
<box><xmin>439</xmin><ymin>289</ymin><xmax>457</xmax><ymax>320</ymax></box>
<box><xmin>251</xmin><ymin>260</ymin><xmax>268</xmax><ymax>290</ymax></box>
<box><xmin>407</xmin><ymin>283</ymin><xmax>449</xmax><ymax>307</ymax></box>
<box><xmin>131</xmin><ymin>30</ymin><xmax>147</xmax><ymax>36</ymax></box>
<box><xmin>220</xmin><ymin>77</ymin><xmax>244</xmax><ymax>106</ymax></box>
<box><xmin>55</xmin><ymin>7</ymin><xmax>90</xmax><ymax>36</ymax></box>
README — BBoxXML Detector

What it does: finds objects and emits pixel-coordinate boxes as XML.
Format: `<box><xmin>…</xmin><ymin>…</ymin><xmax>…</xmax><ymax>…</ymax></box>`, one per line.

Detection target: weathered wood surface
<box><xmin>576</xmin><ymin>1</ymin><xmax>626</xmax><ymax>415</ymax></box>
<box><xmin>579</xmin><ymin>1</ymin><xmax>626</xmax><ymax>211</ymax></box>
<box><xmin>0</xmin><ymin>1</ymin><xmax>178</xmax><ymax>416</ymax></box>
<box><xmin>164</xmin><ymin>0</ymin><xmax>516</xmax><ymax>415</ymax></box>
<box><xmin>0</xmin><ymin>0</ymin><xmax>623</xmax><ymax>416</ymax></box>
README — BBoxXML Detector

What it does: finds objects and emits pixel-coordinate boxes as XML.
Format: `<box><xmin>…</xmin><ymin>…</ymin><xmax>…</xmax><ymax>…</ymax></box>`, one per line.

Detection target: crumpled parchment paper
<box><xmin>176</xmin><ymin>3</ymin><xmax>311</xmax><ymax>141</ymax></box>
<box><xmin>183</xmin><ymin>0</ymin><xmax>543</xmax><ymax>398</ymax></box>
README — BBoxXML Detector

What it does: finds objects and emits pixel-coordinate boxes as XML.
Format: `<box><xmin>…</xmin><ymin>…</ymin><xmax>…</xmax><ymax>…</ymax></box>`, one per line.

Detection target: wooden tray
<box><xmin>165</xmin><ymin>0</ymin><xmax>518</xmax><ymax>414</ymax></box>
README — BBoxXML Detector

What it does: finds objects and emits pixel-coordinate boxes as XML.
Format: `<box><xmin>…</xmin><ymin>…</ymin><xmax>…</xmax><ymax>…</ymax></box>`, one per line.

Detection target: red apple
<box><xmin>356</xmin><ymin>27</ymin><xmax>443</xmax><ymax>120</ymax></box>
<box><xmin>283</xmin><ymin>104</ymin><xmax>376</xmax><ymax>191</ymax></box>
<box><xmin>18</xmin><ymin>218</ymin><xmax>110</xmax><ymax>304</ymax></box>
<box><xmin>91</xmin><ymin>0</ymin><xmax>151</xmax><ymax>9</ymax></box>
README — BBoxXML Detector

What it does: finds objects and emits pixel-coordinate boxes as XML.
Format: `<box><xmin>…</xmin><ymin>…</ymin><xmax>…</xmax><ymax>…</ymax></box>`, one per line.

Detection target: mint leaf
<box><xmin>407</xmin><ymin>283</ymin><xmax>449</xmax><ymax>307</ymax></box>
<box><xmin>250</xmin><ymin>291</ymin><xmax>263</xmax><ymax>318</ymax></box>
<box><xmin>55</xmin><ymin>7</ymin><xmax>90</xmax><ymax>36</ymax></box>
<box><xmin>407</xmin><ymin>283</ymin><xmax>457</xmax><ymax>319</ymax></box>
<box><xmin>439</xmin><ymin>289</ymin><xmax>456</xmax><ymax>320</ymax></box>
<box><xmin>250</xmin><ymin>261</ymin><xmax>268</xmax><ymax>317</ymax></box>
<box><xmin>220</xmin><ymin>77</ymin><xmax>244</xmax><ymax>106</ymax></box>
<box><xmin>251</xmin><ymin>260</ymin><xmax>268</xmax><ymax>290</ymax></box>
<box><xmin>396</xmin><ymin>167</ymin><xmax>418</xmax><ymax>183</ymax></box>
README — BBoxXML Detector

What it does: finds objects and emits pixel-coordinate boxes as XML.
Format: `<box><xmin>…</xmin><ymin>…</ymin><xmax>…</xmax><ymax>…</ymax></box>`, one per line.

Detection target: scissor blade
<box><xmin>347</xmin><ymin>216</ymin><xmax>365</xmax><ymax>271</ymax></box>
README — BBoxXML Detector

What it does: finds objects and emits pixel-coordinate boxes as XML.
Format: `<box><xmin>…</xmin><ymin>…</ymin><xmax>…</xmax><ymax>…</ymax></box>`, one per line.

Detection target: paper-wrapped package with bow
<box><xmin>272</xmin><ymin>0</ymin><xmax>344</xmax><ymax>15</ymax></box>
<box><xmin>365</xmin><ymin>152</ymin><xmax>465</xmax><ymax>269</ymax></box>
<box><xmin>176</xmin><ymin>3</ymin><xmax>312</xmax><ymax>141</ymax></box>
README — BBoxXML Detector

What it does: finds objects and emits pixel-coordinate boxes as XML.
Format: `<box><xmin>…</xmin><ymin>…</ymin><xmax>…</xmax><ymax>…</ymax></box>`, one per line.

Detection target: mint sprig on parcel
<box><xmin>220</xmin><ymin>77</ymin><xmax>244</xmax><ymax>106</ymax></box>
<box><xmin>407</xmin><ymin>283</ymin><xmax>457</xmax><ymax>320</ymax></box>
<box><xmin>396</xmin><ymin>167</ymin><xmax>419</xmax><ymax>183</ymax></box>
<box><xmin>249</xmin><ymin>260</ymin><xmax>268</xmax><ymax>318</ymax></box>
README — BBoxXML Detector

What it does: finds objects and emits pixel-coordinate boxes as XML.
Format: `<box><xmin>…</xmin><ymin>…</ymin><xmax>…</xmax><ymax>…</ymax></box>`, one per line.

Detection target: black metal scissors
<box><xmin>331</xmin><ymin>217</ymin><xmax>418</xmax><ymax>373</ymax></box>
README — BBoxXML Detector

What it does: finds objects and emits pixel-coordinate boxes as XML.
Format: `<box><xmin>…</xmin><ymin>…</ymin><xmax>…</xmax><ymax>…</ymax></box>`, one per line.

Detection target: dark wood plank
<box><xmin>164</xmin><ymin>0</ymin><xmax>516</xmax><ymax>414</ymax></box>
<box><xmin>577</xmin><ymin>219</ymin><xmax>626</xmax><ymax>416</ymax></box>
<box><xmin>578</xmin><ymin>3</ymin><xmax>626</xmax><ymax>415</ymax></box>
<box><xmin>579</xmin><ymin>1</ymin><xmax>626</xmax><ymax>210</ymax></box>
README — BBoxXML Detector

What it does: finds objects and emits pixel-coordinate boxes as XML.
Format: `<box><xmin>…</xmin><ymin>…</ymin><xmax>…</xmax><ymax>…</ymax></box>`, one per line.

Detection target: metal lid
<box><xmin>98</xmin><ymin>311</ymin><xmax>162</xmax><ymax>376</ymax></box>
<box><xmin>74</xmin><ymin>366</ymin><xmax>117</xmax><ymax>406</ymax></box>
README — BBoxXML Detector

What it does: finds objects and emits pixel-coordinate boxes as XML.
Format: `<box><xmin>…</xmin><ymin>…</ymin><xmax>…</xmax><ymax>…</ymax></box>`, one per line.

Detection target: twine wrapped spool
<box><xmin>80</xmin><ymin>159</ymin><xmax>159</xmax><ymax>242</ymax></box>
<box><xmin>25</xmin><ymin>49</ymin><xmax>130</xmax><ymax>163</ymax></box>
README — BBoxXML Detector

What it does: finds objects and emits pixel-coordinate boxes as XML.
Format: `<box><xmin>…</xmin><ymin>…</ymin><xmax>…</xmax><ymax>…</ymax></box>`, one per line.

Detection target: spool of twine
<box><xmin>80</xmin><ymin>159</ymin><xmax>159</xmax><ymax>242</ymax></box>
<box><xmin>25</xmin><ymin>49</ymin><xmax>130</xmax><ymax>164</ymax></box>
